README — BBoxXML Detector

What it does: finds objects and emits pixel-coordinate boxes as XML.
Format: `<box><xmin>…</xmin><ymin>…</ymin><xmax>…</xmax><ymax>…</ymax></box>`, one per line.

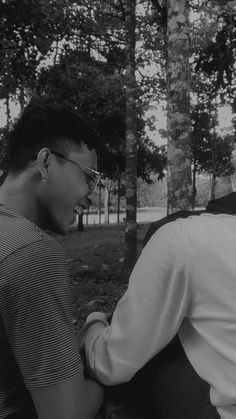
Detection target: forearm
<box><xmin>85</xmin><ymin>293</ymin><xmax>156</xmax><ymax>385</ymax></box>
<box><xmin>83</xmin><ymin>379</ymin><xmax>104</xmax><ymax>419</ymax></box>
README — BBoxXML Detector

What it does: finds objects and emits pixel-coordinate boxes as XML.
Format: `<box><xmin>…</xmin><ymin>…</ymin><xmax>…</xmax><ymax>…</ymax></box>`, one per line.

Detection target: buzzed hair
<box><xmin>8</xmin><ymin>99</ymin><xmax>97</xmax><ymax>174</ymax></box>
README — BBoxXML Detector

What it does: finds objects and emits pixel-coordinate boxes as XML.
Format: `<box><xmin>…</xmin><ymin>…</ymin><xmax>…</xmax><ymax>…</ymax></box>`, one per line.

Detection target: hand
<box><xmin>78</xmin><ymin>312</ymin><xmax>108</xmax><ymax>350</ymax></box>
<box><xmin>78</xmin><ymin>312</ymin><xmax>109</xmax><ymax>379</ymax></box>
<box><xmin>86</xmin><ymin>311</ymin><xmax>108</xmax><ymax>324</ymax></box>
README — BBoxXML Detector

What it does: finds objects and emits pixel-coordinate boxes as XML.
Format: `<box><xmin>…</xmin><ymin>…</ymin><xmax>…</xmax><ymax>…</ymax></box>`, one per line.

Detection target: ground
<box><xmin>57</xmin><ymin>222</ymin><xmax>150</xmax><ymax>330</ymax></box>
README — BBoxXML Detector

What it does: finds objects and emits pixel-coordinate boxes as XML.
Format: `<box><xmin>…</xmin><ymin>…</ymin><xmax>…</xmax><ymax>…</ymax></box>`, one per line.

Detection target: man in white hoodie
<box><xmin>82</xmin><ymin>194</ymin><xmax>236</xmax><ymax>419</ymax></box>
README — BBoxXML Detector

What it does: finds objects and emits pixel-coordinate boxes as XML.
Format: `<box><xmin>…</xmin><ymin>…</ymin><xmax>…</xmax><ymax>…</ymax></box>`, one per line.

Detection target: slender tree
<box><xmin>124</xmin><ymin>0</ymin><xmax>138</xmax><ymax>271</ymax></box>
<box><xmin>166</xmin><ymin>0</ymin><xmax>192</xmax><ymax>213</ymax></box>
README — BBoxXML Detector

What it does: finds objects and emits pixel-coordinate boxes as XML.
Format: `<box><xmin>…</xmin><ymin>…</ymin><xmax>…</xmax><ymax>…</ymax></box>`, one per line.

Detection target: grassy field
<box><xmin>57</xmin><ymin>222</ymin><xmax>150</xmax><ymax>329</ymax></box>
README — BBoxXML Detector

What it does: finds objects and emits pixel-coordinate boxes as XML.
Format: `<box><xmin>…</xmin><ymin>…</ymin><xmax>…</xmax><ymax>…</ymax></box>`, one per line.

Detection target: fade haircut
<box><xmin>8</xmin><ymin>100</ymin><xmax>97</xmax><ymax>174</ymax></box>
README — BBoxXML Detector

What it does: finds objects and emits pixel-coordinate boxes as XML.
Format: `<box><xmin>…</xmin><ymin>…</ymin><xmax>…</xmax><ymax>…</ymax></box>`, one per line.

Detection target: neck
<box><xmin>0</xmin><ymin>173</ymin><xmax>41</xmax><ymax>227</ymax></box>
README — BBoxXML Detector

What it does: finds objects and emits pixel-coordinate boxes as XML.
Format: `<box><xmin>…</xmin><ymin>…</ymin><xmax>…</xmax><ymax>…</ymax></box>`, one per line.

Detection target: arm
<box><xmin>84</xmin><ymin>221</ymin><xmax>191</xmax><ymax>385</ymax></box>
<box><xmin>30</xmin><ymin>375</ymin><xmax>103</xmax><ymax>419</ymax></box>
<box><xmin>0</xmin><ymin>238</ymin><xmax>103</xmax><ymax>418</ymax></box>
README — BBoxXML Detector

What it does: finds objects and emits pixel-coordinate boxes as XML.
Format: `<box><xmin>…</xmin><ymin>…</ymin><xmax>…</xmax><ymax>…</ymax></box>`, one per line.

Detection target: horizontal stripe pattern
<box><xmin>0</xmin><ymin>205</ymin><xmax>83</xmax><ymax>418</ymax></box>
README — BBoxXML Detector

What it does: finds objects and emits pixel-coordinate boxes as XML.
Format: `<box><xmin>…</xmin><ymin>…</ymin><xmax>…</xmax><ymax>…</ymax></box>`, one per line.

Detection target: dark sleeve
<box><xmin>0</xmin><ymin>238</ymin><xmax>83</xmax><ymax>390</ymax></box>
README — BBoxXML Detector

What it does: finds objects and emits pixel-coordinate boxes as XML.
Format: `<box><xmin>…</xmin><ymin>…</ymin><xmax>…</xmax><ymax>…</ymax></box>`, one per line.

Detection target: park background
<box><xmin>0</xmin><ymin>0</ymin><xmax>235</xmax><ymax>326</ymax></box>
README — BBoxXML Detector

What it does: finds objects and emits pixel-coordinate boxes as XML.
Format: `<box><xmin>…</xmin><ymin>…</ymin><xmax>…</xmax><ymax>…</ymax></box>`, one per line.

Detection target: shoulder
<box><xmin>145</xmin><ymin>213</ymin><xmax>195</xmax><ymax>247</ymax></box>
<box><xmin>141</xmin><ymin>213</ymin><xmax>206</xmax><ymax>270</ymax></box>
<box><xmin>0</xmin><ymin>233</ymin><xmax>68</xmax><ymax>302</ymax></box>
<box><xmin>143</xmin><ymin>210</ymin><xmax>204</xmax><ymax>247</ymax></box>
<box><xmin>0</xmin><ymin>205</ymin><xmax>62</xmax><ymax>263</ymax></box>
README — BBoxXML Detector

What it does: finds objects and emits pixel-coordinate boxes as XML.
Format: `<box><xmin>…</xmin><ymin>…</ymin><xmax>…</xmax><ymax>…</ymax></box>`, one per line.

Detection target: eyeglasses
<box><xmin>51</xmin><ymin>150</ymin><xmax>101</xmax><ymax>194</ymax></box>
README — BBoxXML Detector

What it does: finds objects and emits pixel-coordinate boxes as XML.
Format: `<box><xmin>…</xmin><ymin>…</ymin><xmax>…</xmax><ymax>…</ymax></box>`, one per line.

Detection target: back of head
<box><xmin>8</xmin><ymin>99</ymin><xmax>97</xmax><ymax>174</ymax></box>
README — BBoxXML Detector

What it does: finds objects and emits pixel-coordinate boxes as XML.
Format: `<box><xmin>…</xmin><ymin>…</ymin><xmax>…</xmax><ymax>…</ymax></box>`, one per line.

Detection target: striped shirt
<box><xmin>0</xmin><ymin>205</ymin><xmax>83</xmax><ymax>418</ymax></box>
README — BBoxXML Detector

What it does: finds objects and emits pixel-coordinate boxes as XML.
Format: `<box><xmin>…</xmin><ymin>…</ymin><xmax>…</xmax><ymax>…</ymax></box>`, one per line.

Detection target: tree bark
<box><xmin>98</xmin><ymin>182</ymin><xmax>102</xmax><ymax>224</ymax></box>
<box><xmin>167</xmin><ymin>0</ymin><xmax>192</xmax><ymax>214</ymax></box>
<box><xmin>6</xmin><ymin>95</ymin><xmax>10</xmax><ymax>132</ymax></box>
<box><xmin>19</xmin><ymin>84</ymin><xmax>25</xmax><ymax>112</ymax></box>
<box><xmin>192</xmin><ymin>160</ymin><xmax>197</xmax><ymax>209</ymax></box>
<box><xmin>85</xmin><ymin>206</ymin><xmax>90</xmax><ymax>225</ymax></box>
<box><xmin>117</xmin><ymin>176</ymin><xmax>121</xmax><ymax>223</ymax></box>
<box><xmin>124</xmin><ymin>0</ymin><xmax>137</xmax><ymax>272</ymax></box>
<box><xmin>77</xmin><ymin>211</ymin><xmax>84</xmax><ymax>231</ymax></box>
<box><xmin>211</xmin><ymin>173</ymin><xmax>217</xmax><ymax>200</ymax></box>
<box><xmin>104</xmin><ymin>183</ymin><xmax>110</xmax><ymax>224</ymax></box>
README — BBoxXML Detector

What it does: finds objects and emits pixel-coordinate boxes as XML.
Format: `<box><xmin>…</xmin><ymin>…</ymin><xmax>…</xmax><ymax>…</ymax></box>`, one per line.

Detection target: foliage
<box><xmin>191</xmin><ymin>103</ymin><xmax>234</xmax><ymax>177</ymax></box>
<box><xmin>0</xmin><ymin>0</ymin><xmax>76</xmax><ymax>104</ymax></box>
<box><xmin>0</xmin><ymin>0</ymin><xmax>234</xmax><ymax>201</ymax></box>
<box><xmin>195</xmin><ymin>11</ymin><xmax>236</xmax><ymax>103</ymax></box>
<box><xmin>35</xmin><ymin>46</ymin><xmax>166</xmax><ymax>182</ymax></box>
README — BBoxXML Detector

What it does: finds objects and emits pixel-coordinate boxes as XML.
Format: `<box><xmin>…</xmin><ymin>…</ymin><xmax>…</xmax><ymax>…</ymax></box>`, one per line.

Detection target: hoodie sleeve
<box><xmin>84</xmin><ymin>220</ymin><xmax>191</xmax><ymax>385</ymax></box>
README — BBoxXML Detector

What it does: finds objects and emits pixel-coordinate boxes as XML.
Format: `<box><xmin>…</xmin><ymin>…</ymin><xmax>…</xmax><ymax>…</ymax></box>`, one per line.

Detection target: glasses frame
<box><xmin>51</xmin><ymin>150</ymin><xmax>101</xmax><ymax>193</ymax></box>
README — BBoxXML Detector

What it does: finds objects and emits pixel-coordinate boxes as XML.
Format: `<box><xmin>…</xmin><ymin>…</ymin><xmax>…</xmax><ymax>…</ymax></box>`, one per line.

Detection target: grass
<box><xmin>57</xmin><ymin>223</ymin><xmax>150</xmax><ymax>329</ymax></box>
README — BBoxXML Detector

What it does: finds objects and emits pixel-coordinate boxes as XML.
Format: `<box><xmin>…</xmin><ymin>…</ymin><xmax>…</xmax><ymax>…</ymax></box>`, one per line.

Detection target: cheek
<box><xmin>69</xmin><ymin>175</ymin><xmax>88</xmax><ymax>203</ymax></box>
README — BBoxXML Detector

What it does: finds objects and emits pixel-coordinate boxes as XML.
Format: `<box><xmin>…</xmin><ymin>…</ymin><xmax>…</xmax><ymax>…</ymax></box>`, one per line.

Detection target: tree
<box><xmin>195</xmin><ymin>9</ymin><xmax>236</xmax><ymax>104</ymax></box>
<box><xmin>124</xmin><ymin>0</ymin><xmax>138</xmax><ymax>271</ymax></box>
<box><xmin>191</xmin><ymin>104</ymin><xmax>234</xmax><ymax>202</ymax></box>
<box><xmin>191</xmin><ymin>4</ymin><xmax>236</xmax><ymax>199</ymax></box>
<box><xmin>191</xmin><ymin>103</ymin><xmax>212</xmax><ymax>205</ymax></box>
<box><xmin>0</xmin><ymin>0</ymin><xmax>78</xmax><ymax>126</ymax></box>
<box><xmin>166</xmin><ymin>0</ymin><xmax>192</xmax><ymax>213</ymax></box>
<box><xmin>0</xmin><ymin>127</ymin><xmax>8</xmax><ymax>185</ymax></box>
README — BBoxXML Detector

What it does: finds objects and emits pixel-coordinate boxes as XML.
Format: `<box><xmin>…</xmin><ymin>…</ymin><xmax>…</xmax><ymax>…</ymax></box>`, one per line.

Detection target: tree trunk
<box><xmin>192</xmin><ymin>161</ymin><xmax>197</xmax><ymax>209</ymax></box>
<box><xmin>117</xmin><ymin>176</ymin><xmax>121</xmax><ymax>223</ymax></box>
<box><xmin>77</xmin><ymin>211</ymin><xmax>84</xmax><ymax>231</ymax></box>
<box><xmin>6</xmin><ymin>95</ymin><xmax>10</xmax><ymax>132</ymax></box>
<box><xmin>230</xmin><ymin>130</ymin><xmax>236</xmax><ymax>191</ymax></box>
<box><xmin>98</xmin><ymin>182</ymin><xmax>102</xmax><ymax>224</ymax></box>
<box><xmin>85</xmin><ymin>206</ymin><xmax>90</xmax><ymax>225</ymax></box>
<box><xmin>209</xmin><ymin>102</ymin><xmax>232</xmax><ymax>199</ymax></box>
<box><xmin>167</xmin><ymin>0</ymin><xmax>192</xmax><ymax>214</ymax></box>
<box><xmin>124</xmin><ymin>0</ymin><xmax>137</xmax><ymax>272</ymax></box>
<box><xmin>211</xmin><ymin>173</ymin><xmax>217</xmax><ymax>200</ymax></box>
<box><xmin>104</xmin><ymin>184</ymin><xmax>110</xmax><ymax>224</ymax></box>
<box><xmin>19</xmin><ymin>84</ymin><xmax>25</xmax><ymax>112</ymax></box>
<box><xmin>0</xmin><ymin>96</ymin><xmax>10</xmax><ymax>185</ymax></box>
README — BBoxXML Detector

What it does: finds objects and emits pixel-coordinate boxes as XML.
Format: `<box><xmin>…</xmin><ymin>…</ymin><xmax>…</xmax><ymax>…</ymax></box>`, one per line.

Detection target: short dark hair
<box><xmin>8</xmin><ymin>99</ymin><xmax>97</xmax><ymax>173</ymax></box>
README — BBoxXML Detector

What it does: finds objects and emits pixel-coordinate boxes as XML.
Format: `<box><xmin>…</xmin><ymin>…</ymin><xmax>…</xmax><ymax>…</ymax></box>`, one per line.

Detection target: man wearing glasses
<box><xmin>0</xmin><ymin>100</ymin><xmax>103</xmax><ymax>419</ymax></box>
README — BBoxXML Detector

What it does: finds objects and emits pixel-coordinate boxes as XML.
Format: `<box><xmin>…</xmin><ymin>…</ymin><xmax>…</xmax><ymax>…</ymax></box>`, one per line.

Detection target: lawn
<box><xmin>57</xmin><ymin>222</ymin><xmax>150</xmax><ymax>329</ymax></box>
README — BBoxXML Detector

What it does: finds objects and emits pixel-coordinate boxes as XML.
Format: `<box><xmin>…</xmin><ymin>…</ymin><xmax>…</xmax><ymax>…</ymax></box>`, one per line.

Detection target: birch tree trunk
<box><xmin>124</xmin><ymin>0</ymin><xmax>137</xmax><ymax>271</ymax></box>
<box><xmin>167</xmin><ymin>0</ymin><xmax>192</xmax><ymax>213</ymax></box>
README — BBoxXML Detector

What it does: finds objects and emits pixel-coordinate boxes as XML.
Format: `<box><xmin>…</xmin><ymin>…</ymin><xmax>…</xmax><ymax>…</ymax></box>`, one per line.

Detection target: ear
<box><xmin>36</xmin><ymin>148</ymin><xmax>51</xmax><ymax>182</ymax></box>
